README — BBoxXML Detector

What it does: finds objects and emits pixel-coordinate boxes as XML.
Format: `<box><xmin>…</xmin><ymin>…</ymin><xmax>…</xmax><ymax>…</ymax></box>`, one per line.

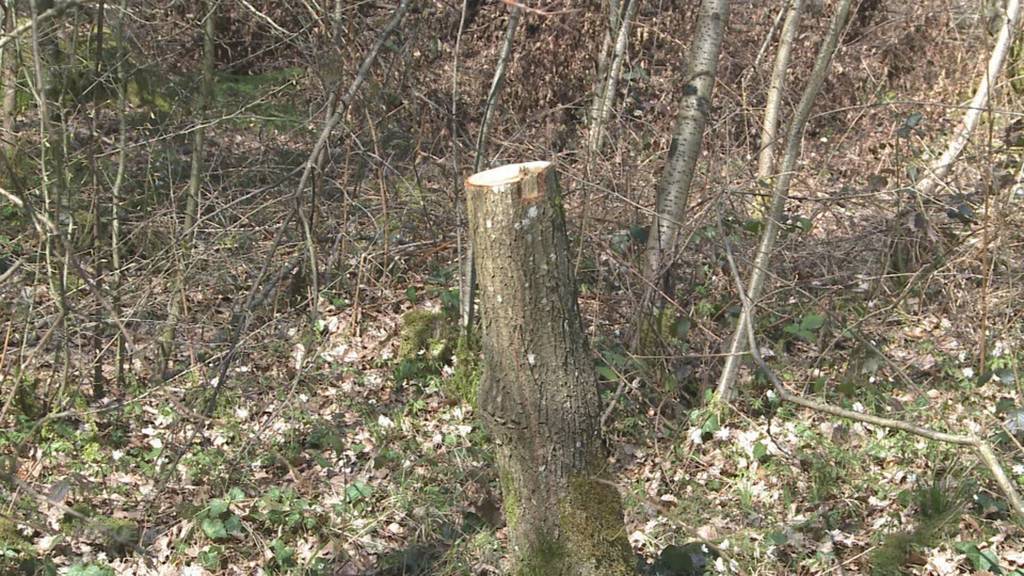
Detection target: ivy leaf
<box><xmin>801</xmin><ymin>314</ymin><xmax>825</xmax><ymax>331</ymax></box>
<box><xmin>201</xmin><ymin>517</ymin><xmax>228</xmax><ymax>541</ymax></box>
<box><xmin>224</xmin><ymin>514</ymin><xmax>243</xmax><ymax>536</ymax></box>
<box><xmin>345</xmin><ymin>481</ymin><xmax>373</xmax><ymax>504</ymax></box>
<box><xmin>207</xmin><ymin>498</ymin><xmax>228</xmax><ymax>517</ymax></box>
<box><xmin>753</xmin><ymin>442</ymin><xmax>769</xmax><ymax>462</ymax></box>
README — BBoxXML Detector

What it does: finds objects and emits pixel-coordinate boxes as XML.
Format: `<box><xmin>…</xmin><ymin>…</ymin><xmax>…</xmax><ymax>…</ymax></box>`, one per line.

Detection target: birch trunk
<box><xmin>753</xmin><ymin>0</ymin><xmax>803</xmax><ymax>216</ymax></box>
<box><xmin>2</xmin><ymin>0</ymin><xmax>16</xmax><ymax>158</ymax></box>
<box><xmin>714</xmin><ymin>0</ymin><xmax>853</xmax><ymax>402</ymax></box>
<box><xmin>586</xmin><ymin>0</ymin><xmax>639</xmax><ymax>155</ymax></box>
<box><xmin>644</xmin><ymin>0</ymin><xmax>729</xmax><ymax>295</ymax></box>
<box><xmin>915</xmin><ymin>0</ymin><xmax>1020</xmax><ymax>199</ymax></box>
<box><xmin>718</xmin><ymin>0</ymin><xmax>803</xmax><ymax>397</ymax></box>
<box><xmin>467</xmin><ymin>162</ymin><xmax>634</xmax><ymax>576</ymax></box>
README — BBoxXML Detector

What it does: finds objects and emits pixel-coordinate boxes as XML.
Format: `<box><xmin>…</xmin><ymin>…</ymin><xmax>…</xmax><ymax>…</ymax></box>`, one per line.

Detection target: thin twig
<box><xmin>0</xmin><ymin>183</ymin><xmax>134</xmax><ymax>351</ymax></box>
<box><xmin>0</xmin><ymin>0</ymin><xmax>90</xmax><ymax>51</ymax></box>
<box><xmin>0</xmin><ymin>257</ymin><xmax>20</xmax><ymax>285</ymax></box>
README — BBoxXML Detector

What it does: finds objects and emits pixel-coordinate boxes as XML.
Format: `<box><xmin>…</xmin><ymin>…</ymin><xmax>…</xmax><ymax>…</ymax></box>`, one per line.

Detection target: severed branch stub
<box><xmin>466</xmin><ymin>161</ymin><xmax>634</xmax><ymax>576</ymax></box>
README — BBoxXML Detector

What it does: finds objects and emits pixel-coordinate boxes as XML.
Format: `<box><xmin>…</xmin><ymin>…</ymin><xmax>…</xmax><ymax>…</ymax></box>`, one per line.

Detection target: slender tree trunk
<box><xmin>752</xmin><ymin>0</ymin><xmax>803</xmax><ymax>216</ymax></box>
<box><xmin>29</xmin><ymin>0</ymin><xmax>72</xmax><ymax>397</ymax></box>
<box><xmin>644</xmin><ymin>0</ymin><xmax>729</xmax><ymax>300</ymax></box>
<box><xmin>459</xmin><ymin>5</ymin><xmax>521</xmax><ymax>337</ymax></box>
<box><xmin>109</xmin><ymin>0</ymin><xmax>127</xmax><ymax>388</ymax></box>
<box><xmin>586</xmin><ymin>0</ymin><xmax>638</xmax><ymax>155</ymax></box>
<box><xmin>467</xmin><ymin>162</ymin><xmax>634</xmax><ymax>576</ymax></box>
<box><xmin>713</xmin><ymin>0</ymin><xmax>853</xmax><ymax>403</ymax></box>
<box><xmin>2</xmin><ymin>0</ymin><xmax>17</xmax><ymax>157</ymax></box>
<box><xmin>915</xmin><ymin>0</ymin><xmax>1020</xmax><ymax>199</ymax></box>
<box><xmin>0</xmin><ymin>0</ymin><xmax>80</xmax><ymax>53</ymax></box>
<box><xmin>160</xmin><ymin>0</ymin><xmax>215</xmax><ymax>374</ymax></box>
<box><xmin>89</xmin><ymin>0</ymin><xmax>105</xmax><ymax>398</ymax></box>
<box><xmin>589</xmin><ymin>0</ymin><xmax>624</xmax><ymax>132</ymax></box>
<box><xmin>716</xmin><ymin>0</ymin><xmax>803</xmax><ymax>398</ymax></box>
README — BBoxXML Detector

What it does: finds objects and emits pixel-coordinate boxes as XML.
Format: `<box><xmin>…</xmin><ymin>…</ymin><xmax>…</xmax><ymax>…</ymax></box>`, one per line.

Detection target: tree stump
<box><xmin>466</xmin><ymin>161</ymin><xmax>634</xmax><ymax>575</ymax></box>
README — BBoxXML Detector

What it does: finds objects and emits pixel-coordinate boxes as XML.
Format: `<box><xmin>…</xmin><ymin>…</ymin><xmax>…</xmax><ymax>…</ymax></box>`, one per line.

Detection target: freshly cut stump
<box><xmin>466</xmin><ymin>161</ymin><xmax>634</xmax><ymax>576</ymax></box>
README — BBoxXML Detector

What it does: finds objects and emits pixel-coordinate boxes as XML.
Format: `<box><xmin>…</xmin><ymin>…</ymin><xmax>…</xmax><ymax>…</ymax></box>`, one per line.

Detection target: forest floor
<box><xmin>2</xmin><ymin>1</ymin><xmax>1024</xmax><ymax>575</ymax></box>
<box><xmin>4</xmin><ymin>269</ymin><xmax>1024</xmax><ymax>576</ymax></box>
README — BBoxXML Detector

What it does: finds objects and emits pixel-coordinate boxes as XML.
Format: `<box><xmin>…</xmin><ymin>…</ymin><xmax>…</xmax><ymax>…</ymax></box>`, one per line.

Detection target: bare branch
<box><xmin>718</xmin><ymin>219</ymin><xmax>1024</xmax><ymax>523</ymax></box>
<box><xmin>915</xmin><ymin>0</ymin><xmax>1021</xmax><ymax>198</ymax></box>
<box><xmin>0</xmin><ymin>0</ymin><xmax>89</xmax><ymax>51</ymax></box>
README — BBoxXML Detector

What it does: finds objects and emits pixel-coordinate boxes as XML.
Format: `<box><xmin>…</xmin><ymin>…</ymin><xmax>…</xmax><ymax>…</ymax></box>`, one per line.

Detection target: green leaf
<box><xmin>801</xmin><ymin>314</ymin><xmax>825</xmax><ymax>331</ymax></box>
<box><xmin>753</xmin><ymin>442</ymin><xmax>769</xmax><ymax>461</ymax></box>
<box><xmin>603</xmin><ymin>351</ymin><xmax>628</xmax><ymax>369</ymax></box>
<box><xmin>207</xmin><ymin>498</ymin><xmax>228</xmax><ymax>517</ymax></box>
<box><xmin>701</xmin><ymin>414</ymin><xmax>720</xmax><ymax>435</ymax></box>
<box><xmin>672</xmin><ymin>316</ymin><xmax>692</xmax><ymax>340</ymax></box>
<box><xmin>271</xmin><ymin>539</ymin><xmax>296</xmax><ymax>568</ymax></box>
<box><xmin>996</xmin><ymin>397</ymin><xmax>1017</xmax><ymax>416</ymax></box>
<box><xmin>956</xmin><ymin>542</ymin><xmax>1004</xmax><ymax>573</ymax></box>
<box><xmin>596</xmin><ymin>366</ymin><xmax>618</xmax><ymax>382</ymax></box>
<box><xmin>227</xmin><ymin>487</ymin><xmax>245</xmax><ymax>502</ymax></box>
<box><xmin>201</xmin><ymin>517</ymin><xmax>228</xmax><ymax>540</ymax></box>
<box><xmin>68</xmin><ymin>565</ymin><xmax>114</xmax><ymax>576</ymax></box>
<box><xmin>795</xmin><ymin>216</ymin><xmax>814</xmax><ymax>233</ymax></box>
<box><xmin>345</xmin><ymin>481</ymin><xmax>373</xmax><ymax>503</ymax></box>
<box><xmin>68</xmin><ymin>565</ymin><xmax>115</xmax><ymax>576</ymax></box>
<box><xmin>223</xmin><ymin>514</ymin><xmax>243</xmax><ymax>536</ymax></box>
<box><xmin>629</xmin><ymin>224</ymin><xmax>649</xmax><ymax>244</ymax></box>
<box><xmin>979</xmin><ymin>549</ymin><xmax>1003</xmax><ymax>572</ymax></box>
<box><xmin>199</xmin><ymin>547</ymin><xmax>222</xmax><ymax>571</ymax></box>
<box><xmin>783</xmin><ymin>324</ymin><xmax>813</xmax><ymax>342</ymax></box>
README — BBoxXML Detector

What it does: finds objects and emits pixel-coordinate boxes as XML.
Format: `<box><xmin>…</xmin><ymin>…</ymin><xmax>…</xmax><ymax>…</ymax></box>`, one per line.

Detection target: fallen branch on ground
<box><xmin>719</xmin><ymin>224</ymin><xmax>1024</xmax><ymax>523</ymax></box>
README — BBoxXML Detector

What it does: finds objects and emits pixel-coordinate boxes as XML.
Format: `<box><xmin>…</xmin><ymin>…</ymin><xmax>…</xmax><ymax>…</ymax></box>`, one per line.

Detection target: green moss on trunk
<box><xmin>561</xmin><ymin>475</ymin><xmax>634</xmax><ymax>574</ymax></box>
<box><xmin>509</xmin><ymin>475</ymin><xmax>635</xmax><ymax>576</ymax></box>
<box><xmin>450</xmin><ymin>333</ymin><xmax>481</xmax><ymax>404</ymax></box>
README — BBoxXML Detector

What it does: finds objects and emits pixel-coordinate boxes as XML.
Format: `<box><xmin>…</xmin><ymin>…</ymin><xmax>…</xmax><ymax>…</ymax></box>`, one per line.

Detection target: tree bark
<box><xmin>753</xmin><ymin>0</ymin><xmax>803</xmax><ymax>214</ymax></box>
<box><xmin>717</xmin><ymin>0</ymin><xmax>803</xmax><ymax>400</ymax></box>
<box><xmin>713</xmin><ymin>0</ymin><xmax>853</xmax><ymax>403</ymax></box>
<box><xmin>29</xmin><ymin>0</ymin><xmax>71</xmax><ymax>392</ymax></box>
<box><xmin>644</xmin><ymin>0</ymin><xmax>729</xmax><ymax>298</ymax></box>
<box><xmin>467</xmin><ymin>161</ymin><xmax>634</xmax><ymax>576</ymax></box>
<box><xmin>109</xmin><ymin>0</ymin><xmax>127</xmax><ymax>388</ymax></box>
<box><xmin>586</xmin><ymin>0</ymin><xmax>638</xmax><ymax>155</ymax></box>
<box><xmin>89</xmin><ymin>0</ymin><xmax>105</xmax><ymax>398</ymax></box>
<box><xmin>459</xmin><ymin>5</ymin><xmax>521</xmax><ymax>336</ymax></box>
<box><xmin>2</xmin><ymin>0</ymin><xmax>17</xmax><ymax>158</ymax></box>
<box><xmin>915</xmin><ymin>0</ymin><xmax>1020</xmax><ymax>199</ymax></box>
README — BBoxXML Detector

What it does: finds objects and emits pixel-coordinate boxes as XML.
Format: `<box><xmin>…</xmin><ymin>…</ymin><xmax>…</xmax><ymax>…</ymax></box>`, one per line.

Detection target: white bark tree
<box><xmin>714</xmin><ymin>0</ymin><xmax>854</xmax><ymax>403</ymax></box>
